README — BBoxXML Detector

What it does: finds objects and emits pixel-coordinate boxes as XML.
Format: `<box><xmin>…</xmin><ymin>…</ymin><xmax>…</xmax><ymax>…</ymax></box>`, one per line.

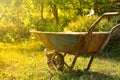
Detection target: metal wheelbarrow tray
<box><xmin>30</xmin><ymin>12</ymin><xmax>120</xmax><ymax>71</ymax></box>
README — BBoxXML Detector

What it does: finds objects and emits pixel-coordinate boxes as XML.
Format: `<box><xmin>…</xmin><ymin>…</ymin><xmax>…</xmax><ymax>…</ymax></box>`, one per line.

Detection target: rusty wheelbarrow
<box><xmin>30</xmin><ymin>12</ymin><xmax>120</xmax><ymax>71</ymax></box>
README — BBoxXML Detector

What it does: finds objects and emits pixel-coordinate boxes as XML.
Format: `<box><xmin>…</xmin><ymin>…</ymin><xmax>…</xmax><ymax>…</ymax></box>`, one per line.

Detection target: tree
<box><xmin>50</xmin><ymin>4</ymin><xmax>59</xmax><ymax>23</ymax></box>
<box><xmin>40</xmin><ymin>4</ymin><xmax>44</xmax><ymax>20</ymax></box>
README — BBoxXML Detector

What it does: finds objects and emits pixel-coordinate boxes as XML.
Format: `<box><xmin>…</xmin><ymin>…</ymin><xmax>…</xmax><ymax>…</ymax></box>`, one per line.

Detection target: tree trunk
<box><xmin>51</xmin><ymin>5</ymin><xmax>59</xmax><ymax>24</ymax></box>
<box><xmin>16</xmin><ymin>7</ymin><xmax>20</xmax><ymax>42</ymax></box>
<box><xmin>94</xmin><ymin>1</ymin><xmax>98</xmax><ymax>15</ymax></box>
<box><xmin>41</xmin><ymin>4</ymin><xmax>44</xmax><ymax>20</ymax></box>
<box><xmin>16</xmin><ymin>0</ymin><xmax>21</xmax><ymax>42</ymax></box>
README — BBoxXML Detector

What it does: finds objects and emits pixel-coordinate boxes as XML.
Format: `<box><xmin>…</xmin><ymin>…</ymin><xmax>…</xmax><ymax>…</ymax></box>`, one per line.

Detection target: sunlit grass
<box><xmin>0</xmin><ymin>41</ymin><xmax>120</xmax><ymax>80</ymax></box>
<box><xmin>0</xmin><ymin>41</ymin><xmax>48</xmax><ymax>80</ymax></box>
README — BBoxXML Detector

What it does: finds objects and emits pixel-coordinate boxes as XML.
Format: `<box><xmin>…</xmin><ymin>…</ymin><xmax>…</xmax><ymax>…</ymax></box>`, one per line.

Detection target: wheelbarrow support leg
<box><xmin>85</xmin><ymin>54</ymin><xmax>94</xmax><ymax>71</ymax></box>
<box><xmin>69</xmin><ymin>55</ymin><xmax>78</xmax><ymax>72</ymax></box>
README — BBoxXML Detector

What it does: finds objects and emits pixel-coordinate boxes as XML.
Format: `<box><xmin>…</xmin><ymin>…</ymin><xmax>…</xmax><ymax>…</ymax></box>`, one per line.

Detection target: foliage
<box><xmin>94</xmin><ymin>0</ymin><xmax>120</xmax><ymax>15</ymax></box>
<box><xmin>0</xmin><ymin>0</ymin><xmax>120</xmax><ymax>42</ymax></box>
<box><xmin>0</xmin><ymin>0</ymin><xmax>120</xmax><ymax>79</ymax></box>
<box><xmin>64</xmin><ymin>15</ymin><xmax>118</xmax><ymax>32</ymax></box>
<box><xmin>0</xmin><ymin>0</ymin><xmax>34</xmax><ymax>42</ymax></box>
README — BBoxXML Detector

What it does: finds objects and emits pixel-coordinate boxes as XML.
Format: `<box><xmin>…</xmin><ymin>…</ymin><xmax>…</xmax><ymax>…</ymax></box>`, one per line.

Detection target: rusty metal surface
<box><xmin>84</xmin><ymin>33</ymin><xmax>109</xmax><ymax>53</ymax></box>
<box><xmin>31</xmin><ymin>31</ymin><xmax>110</xmax><ymax>55</ymax></box>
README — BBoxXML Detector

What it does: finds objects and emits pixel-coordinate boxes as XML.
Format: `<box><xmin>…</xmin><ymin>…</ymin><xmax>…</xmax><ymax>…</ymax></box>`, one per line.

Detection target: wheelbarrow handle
<box><xmin>82</xmin><ymin>12</ymin><xmax>120</xmax><ymax>52</ymax></box>
<box><xmin>87</xmin><ymin>12</ymin><xmax>120</xmax><ymax>39</ymax></box>
<box><xmin>103</xmin><ymin>12</ymin><xmax>120</xmax><ymax>16</ymax></box>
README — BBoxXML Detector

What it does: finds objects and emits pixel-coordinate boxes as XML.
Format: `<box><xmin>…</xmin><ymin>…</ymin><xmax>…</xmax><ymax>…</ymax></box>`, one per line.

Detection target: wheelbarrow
<box><xmin>30</xmin><ymin>12</ymin><xmax>120</xmax><ymax>71</ymax></box>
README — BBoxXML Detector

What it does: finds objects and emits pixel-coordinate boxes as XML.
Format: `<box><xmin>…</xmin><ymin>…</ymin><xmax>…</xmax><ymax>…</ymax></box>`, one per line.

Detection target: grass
<box><xmin>0</xmin><ymin>41</ymin><xmax>120</xmax><ymax>80</ymax></box>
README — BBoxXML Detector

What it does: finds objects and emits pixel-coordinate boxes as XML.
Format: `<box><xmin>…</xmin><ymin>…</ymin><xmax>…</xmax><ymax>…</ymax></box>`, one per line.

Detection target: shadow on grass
<box><xmin>97</xmin><ymin>42</ymin><xmax>120</xmax><ymax>62</ymax></box>
<box><xmin>49</xmin><ymin>70</ymin><xmax>120</xmax><ymax>80</ymax></box>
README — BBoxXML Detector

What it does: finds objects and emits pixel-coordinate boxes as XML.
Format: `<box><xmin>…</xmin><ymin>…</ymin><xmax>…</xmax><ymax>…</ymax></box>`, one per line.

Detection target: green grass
<box><xmin>0</xmin><ymin>41</ymin><xmax>120</xmax><ymax>80</ymax></box>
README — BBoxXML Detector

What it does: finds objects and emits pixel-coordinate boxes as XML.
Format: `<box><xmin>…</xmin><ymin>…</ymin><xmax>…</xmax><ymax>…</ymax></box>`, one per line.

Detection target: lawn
<box><xmin>0</xmin><ymin>41</ymin><xmax>120</xmax><ymax>80</ymax></box>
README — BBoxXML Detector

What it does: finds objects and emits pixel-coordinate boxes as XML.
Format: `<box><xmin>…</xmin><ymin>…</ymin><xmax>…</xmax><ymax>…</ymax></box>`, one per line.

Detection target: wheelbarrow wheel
<box><xmin>51</xmin><ymin>52</ymin><xmax>64</xmax><ymax>70</ymax></box>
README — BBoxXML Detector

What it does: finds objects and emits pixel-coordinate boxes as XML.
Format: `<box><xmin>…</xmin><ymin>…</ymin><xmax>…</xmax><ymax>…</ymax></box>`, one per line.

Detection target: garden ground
<box><xmin>0</xmin><ymin>41</ymin><xmax>120</xmax><ymax>80</ymax></box>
